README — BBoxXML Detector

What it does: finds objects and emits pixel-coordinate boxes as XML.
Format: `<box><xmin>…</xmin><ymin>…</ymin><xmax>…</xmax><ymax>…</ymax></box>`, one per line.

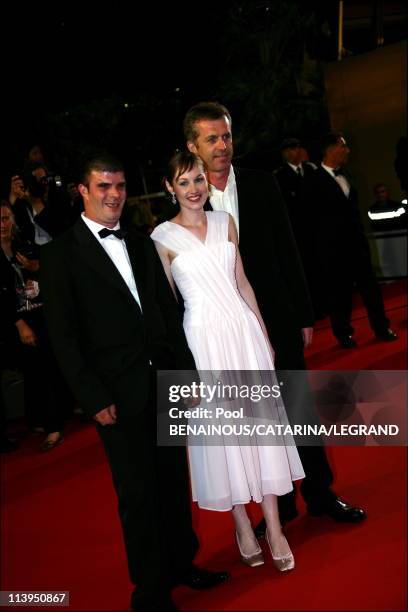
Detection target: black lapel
<box><xmin>318</xmin><ymin>167</ymin><xmax>350</xmax><ymax>201</ymax></box>
<box><xmin>73</xmin><ymin>218</ymin><xmax>141</xmax><ymax>308</ymax></box>
<box><xmin>234</xmin><ymin>167</ymin><xmax>252</xmax><ymax>232</ymax></box>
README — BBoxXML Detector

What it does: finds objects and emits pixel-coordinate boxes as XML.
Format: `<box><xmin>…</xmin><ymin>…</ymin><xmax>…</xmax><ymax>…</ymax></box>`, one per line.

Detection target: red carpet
<box><xmin>1</xmin><ymin>280</ymin><xmax>407</xmax><ymax>611</ymax></box>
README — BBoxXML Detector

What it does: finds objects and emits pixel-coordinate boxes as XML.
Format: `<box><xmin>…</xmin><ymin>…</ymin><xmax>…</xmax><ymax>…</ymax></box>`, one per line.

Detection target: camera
<box><xmin>42</xmin><ymin>174</ymin><xmax>63</xmax><ymax>188</ymax></box>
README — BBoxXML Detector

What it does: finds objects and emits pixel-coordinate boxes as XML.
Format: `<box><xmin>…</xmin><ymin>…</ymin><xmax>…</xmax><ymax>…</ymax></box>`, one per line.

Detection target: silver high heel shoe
<box><xmin>236</xmin><ymin>531</ymin><xmax>265</xmax><ymax>567</ymax></box>
<box><xmin>266</xmin><ymin>530</ymin><xmax>295</xmax><ymax>572</ymax></box>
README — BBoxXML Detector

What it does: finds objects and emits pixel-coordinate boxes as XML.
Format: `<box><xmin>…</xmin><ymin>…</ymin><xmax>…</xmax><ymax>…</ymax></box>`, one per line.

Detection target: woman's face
<box><xmin>0</xmin><ymin>206</ymin><xmax>14</xmax><ymax>241</ymax></box>
<box><xmin>167</xmin><ymin>163</ymin><xmax>208</xmax><ymax>212</ymax></box>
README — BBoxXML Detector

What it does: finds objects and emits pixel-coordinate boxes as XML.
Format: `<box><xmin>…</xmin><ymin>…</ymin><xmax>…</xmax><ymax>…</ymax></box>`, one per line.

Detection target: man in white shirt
<box><xmin>183</xmin><ymin>102</ymin><xmax>366</xmax><ymax>530</ymax></box>
<box><xmin>40</xmin><ymin>154</ymin><xmax>228</xmax><ymax>611</ymax></box>
<box><xmin>304</xmin><ymin>132</ymin><xmax>398</xmax><ymax>348</ymax></box>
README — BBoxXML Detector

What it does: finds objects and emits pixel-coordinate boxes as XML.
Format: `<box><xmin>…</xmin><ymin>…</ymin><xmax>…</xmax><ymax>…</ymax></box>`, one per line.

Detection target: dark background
<box><xmin>2</xmin><ymin>1</ymin><xmax>406</xmax><ymax>196</ymax></box>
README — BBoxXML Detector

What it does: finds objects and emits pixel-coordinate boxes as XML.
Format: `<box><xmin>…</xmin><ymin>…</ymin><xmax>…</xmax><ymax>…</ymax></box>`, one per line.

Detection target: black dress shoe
<box><xmin>375</xmin><ymin>328</ymin><xmax>398</xmax><ymax>342</ymax></box>
<box><xmin>180</xmin><ymin>565</ymin><xmax>229</xmax><ymax>590</ymax></box>
<box><xmin>308</xmin><ymin>497</ymin><xmax>367</xmax><ymax>523</ymax></box>
<box><xmin>337</xmin><ymin>335</ymin><xmax>357</xmax><ymax>349</ymax></box>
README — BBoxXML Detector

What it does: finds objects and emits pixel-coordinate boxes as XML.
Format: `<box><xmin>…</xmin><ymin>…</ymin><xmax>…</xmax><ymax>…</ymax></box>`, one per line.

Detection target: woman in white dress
<box><xmin>151</xmin><ymin>151</ymin><xmax>304</xmax><ymax>572</ymax></box>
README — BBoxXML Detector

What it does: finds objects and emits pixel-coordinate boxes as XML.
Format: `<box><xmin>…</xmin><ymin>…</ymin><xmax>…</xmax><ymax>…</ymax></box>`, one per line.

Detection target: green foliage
<box><xmin>214</xmin><ymin>1</ymin><xmax>329</xmax><ymax>155</ymax></box>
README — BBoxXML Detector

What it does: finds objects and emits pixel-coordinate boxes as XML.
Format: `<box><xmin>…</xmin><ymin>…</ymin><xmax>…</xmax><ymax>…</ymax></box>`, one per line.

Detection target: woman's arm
<box><xmin>228</xmin><ymin>214</ymin><xmax>275</xmax><ymax>358</ymax></box>
<box><xmin>152</xmin><ymin>240</ymin><xmax>178</xmax><ymax>301</ymax></box>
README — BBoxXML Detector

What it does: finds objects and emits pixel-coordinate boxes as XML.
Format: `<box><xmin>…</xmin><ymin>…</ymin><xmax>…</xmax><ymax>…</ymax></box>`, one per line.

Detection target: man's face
<box><xmin>29</xmin><ymin>146</ymin><xmax>45</xmax><ymax>163</ymax></box>
<box><xmin>32</xmin><ymin>167</ymin><xmax>47</xmax><ymax>182</ymax></box>
<box><xmin>79</xmin><ymin>170</ymin><xmax>126</xmax><ymax>228</ymax></box>
<box><xmin>330</xmin><ymin>137</ymin><xmax>350</xmax><ymax>167</ymax></box>
<box><xmin>187</xmin><ymin>116</ymin><xmax>233</xmax><ymax>174</ymax></box>
<box><xmin>375</xmin><ymin>185</ymin><xmax>389</xmax><ymax>203</ymax></box>
<box><xmin>283</xmin><ymin>146</ymin><xmax>302</xmax><ymax>166</ymax></box>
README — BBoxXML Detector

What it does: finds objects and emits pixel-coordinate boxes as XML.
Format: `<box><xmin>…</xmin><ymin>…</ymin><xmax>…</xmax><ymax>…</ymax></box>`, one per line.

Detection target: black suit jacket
<box><xmin>211</xmin><ymin>167</ymin><xmax>314</xmax><ymax>343</ymax></box>
<box><xmin>273</xmin><ymin>163</ymin><xmax>316</xmax><ymax>241</ymax></box>
<box><xmin>13</xmin><ymin>197</ymin><xmax>69</xmax><ymax>243</ymax></box>
<box><xmin>303</xmin><ymin>167</ymin><xmax>372</xmax><ymax>276</ymax></box>
<box><xmin>40</xmin><ymin>217</ymin><xmax>195</xmax><ymax>419</ymax></box>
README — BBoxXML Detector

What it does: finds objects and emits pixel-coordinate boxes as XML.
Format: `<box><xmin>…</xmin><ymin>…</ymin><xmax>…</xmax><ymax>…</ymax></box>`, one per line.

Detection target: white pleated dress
<box><xmin>151</xmin><ymin>211</ymin><xmax>304</xmax><ymax>511</ymax></box>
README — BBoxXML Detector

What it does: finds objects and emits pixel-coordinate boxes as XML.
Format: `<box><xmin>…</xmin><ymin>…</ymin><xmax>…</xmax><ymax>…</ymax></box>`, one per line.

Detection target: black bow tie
<box><xmin>333</xmin><ymin>168</ymin><xmax>344</xmax><ymax>177</ymax></box>
<box><xmin>98</xmin><ymin>227</ymin><xmax>127</xmax><ymax>240</ymax></box>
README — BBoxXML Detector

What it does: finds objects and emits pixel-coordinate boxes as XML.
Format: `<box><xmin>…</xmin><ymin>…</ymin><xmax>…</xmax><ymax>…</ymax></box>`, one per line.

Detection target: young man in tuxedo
<box><xmin>40</xmin><ymin>155</ymin><xmax>227</xmax><ymax>612</ymax></box>
<box><xmin>183</xmin><ymin>102</ymin><xmax>366</xmax><ymax>532</ymax></box>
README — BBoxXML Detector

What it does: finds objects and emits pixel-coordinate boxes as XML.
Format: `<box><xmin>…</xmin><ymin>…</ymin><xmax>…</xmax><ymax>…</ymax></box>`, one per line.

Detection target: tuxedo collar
<box><xmin>73</xmin><ymin>218</ymin><xmax>144</xmax><ymax>313</ymax></box>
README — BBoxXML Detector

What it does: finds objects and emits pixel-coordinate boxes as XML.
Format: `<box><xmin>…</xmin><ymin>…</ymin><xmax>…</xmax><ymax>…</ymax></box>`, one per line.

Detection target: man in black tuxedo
<box><xmin>40</xmin><ymin>155</ymin><xmax>227</xmax><ymax>612</ymax></box>
<box><xmin>183</xmin><ymin>102</ymin><xmax>366</xmax><ymax>531</ymax></box>
<box><xmin>273</xmin><ymin>138</ymin><xmax>325</xmax><ymax>319</ymax></box>
<box><xmin>304</xmin><ymin>133</ymin><xmax>398</xmax><ymax>348</ymax></box>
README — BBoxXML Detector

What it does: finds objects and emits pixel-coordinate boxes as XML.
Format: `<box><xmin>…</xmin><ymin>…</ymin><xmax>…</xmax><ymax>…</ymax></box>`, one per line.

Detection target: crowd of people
<box><xmin>0</xmin><ymin>103</ymin><xmax>404</xmax><ymax>611</ymax></box>
<box><xmin>1</xmin><ymin>149</ymin><xmax>83</xmax><ymax>453</ymax></box>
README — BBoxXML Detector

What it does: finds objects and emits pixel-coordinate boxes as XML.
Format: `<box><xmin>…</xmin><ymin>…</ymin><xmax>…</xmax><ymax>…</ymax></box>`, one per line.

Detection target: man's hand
<box><xmin>15</xmin><ymin>253</ymin><xmax>39</xmax><ymax>272</ymax></box>
<box><xmin>94</xmin><ymin>404</ymin><xmax>117</xmax><ymax>426</ymax></box>
<box><xmin>302</xmin><ymin>327</ymin><xmax>314</xmax><ymax>348</ymax></box>
<box><xmin>15</xmin><ymin>319</ymin><xmax>37</xmax><ymax>346</ymax></box>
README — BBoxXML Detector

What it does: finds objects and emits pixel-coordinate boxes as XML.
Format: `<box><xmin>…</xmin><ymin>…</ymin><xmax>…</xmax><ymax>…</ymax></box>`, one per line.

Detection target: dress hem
<box><xmin>193</xmin><ymin>476</ymin><xmax>304</xmax><ymax>512</ymax></box>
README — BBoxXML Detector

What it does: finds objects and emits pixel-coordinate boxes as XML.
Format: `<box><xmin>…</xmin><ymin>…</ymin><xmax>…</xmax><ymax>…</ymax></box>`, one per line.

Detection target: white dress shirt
<box><xmin>288</xmin><ymin>162</ymin><xmax>303</xmax><ymax>177</ymax></box>
<box><xmin>209</xmin><ymin>166</ymin><xmax>240</xmax><ymax>235</ymax></box>
<box><xmin>81</xmin><ymin>214</ymin><xmax>142</xmax><ymax>310</ymax></box>
<box><xmin>26</xmin><ymin>206</ymin><xmax>52</xmax><ymax>245</ymax></box>
<box><xmin>321</xmin><ymin>163</ymin><xmax>350</xmax><ymax>198</ymax></box>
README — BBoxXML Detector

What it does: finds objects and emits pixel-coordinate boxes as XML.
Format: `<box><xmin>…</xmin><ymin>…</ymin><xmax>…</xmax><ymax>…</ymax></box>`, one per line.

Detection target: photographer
<box><xmin>10</xmin><ymin>162</ymin><xmax>72</xmax><ymax>245</ymax></box>
<box><xmin>0</xmin><ymin>201</ymin><xmax>65</xmax><ymax>451</ymax></box>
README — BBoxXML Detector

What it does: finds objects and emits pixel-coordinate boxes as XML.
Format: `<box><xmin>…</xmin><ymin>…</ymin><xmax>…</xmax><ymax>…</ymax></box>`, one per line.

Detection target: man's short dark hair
<box><xmin>183</xmin><ymin>101</ymin><xmax>232</xmax><ymax>143</ymax></box>
<box><xmin>80</xmin><ymin>154</ymin><xmax>125</xmax><ymax>186</ymax></box>
<box><xmin>280</xmin><ymin>138</ymin><xmax>301</xmax><ymax>151</ymax></box>
<box><xmin>321</xmin><ymin>132</ymin><xmax>344</xmax><ymax>157</ymax></box>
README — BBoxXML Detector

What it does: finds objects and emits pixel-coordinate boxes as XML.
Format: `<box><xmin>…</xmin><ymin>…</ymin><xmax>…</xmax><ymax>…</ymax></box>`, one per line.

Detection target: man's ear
<box><xmin>78</xmin><ymin>183</ymin><xmax>88</xmax><ymax>198</ymax></box>
<box><xmin>187</xmin><ymin>141</ymin><xmax>198</xmax><ymax>155</ymax></box>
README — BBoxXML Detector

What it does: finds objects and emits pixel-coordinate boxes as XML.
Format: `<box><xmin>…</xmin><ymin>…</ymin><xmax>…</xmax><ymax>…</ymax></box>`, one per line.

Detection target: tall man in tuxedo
<box><xmin>183</xmin><ymin>102</ymin><xmax>366</xmax><ymax>530</ymax></box>
<box><xmin>304</xmin><ymin>133</ymin><xmax>398</xmax><ymax>348</ymax></box>
<box><xmin>40</xmin><ymin>155</ymin><xmax>227</xmax><ymax>612</ymax></box>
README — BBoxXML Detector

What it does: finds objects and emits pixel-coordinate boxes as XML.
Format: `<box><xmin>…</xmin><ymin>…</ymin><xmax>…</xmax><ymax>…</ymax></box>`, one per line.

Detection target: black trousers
<box><xmin>328</xmin><ymin>258</ymin><xmax>389</xmax><ymax>339</ymax></box>
<box><xmin>96</xmin><ymin>395</ymin><xmax>198</xmax><ymax>599</ymax></box>
<box><xmin>19</xmin><ymin>309</ymin><xmax>65</xmax><ymax>434</ymax></box>
<box><xmin>272</xmin><ymin>329</ymin><xmax>335</xmax><ymax>512</ymax></box>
